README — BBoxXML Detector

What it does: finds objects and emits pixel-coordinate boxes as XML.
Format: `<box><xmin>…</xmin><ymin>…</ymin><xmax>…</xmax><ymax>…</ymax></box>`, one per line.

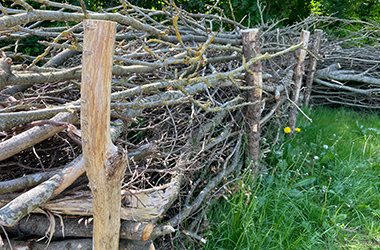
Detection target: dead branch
<box><xmin>1</xmin><ymin>2</ymin><xmax>379</xmax><ymax>248</ymax></box>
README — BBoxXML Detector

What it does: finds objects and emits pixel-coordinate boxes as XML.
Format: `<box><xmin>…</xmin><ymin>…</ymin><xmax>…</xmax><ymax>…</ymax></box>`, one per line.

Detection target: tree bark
<box><xmin>305</xmin><ymin>29</ymin><xmax>322</xmax><ymax>106</ymax></box>
<box><xmin>242</xmin><ymin>28</ymin><xmax>262</xmax><ymax>170</ymax></box>
<box><xmin>0</xmin><ymin>112</ymin><xmax>77</xmax><ymax>161</ymax></box>
<box><xmin>0</xmin><ymin>53</ymin><xmax>14</xmax><ymax>89</ymax></box>
<box><xmin>289</xmin><ymin>30</ymin><xmax>310</xmax><ymax>133</ymax></box>
<box><xmin>0</xmin><ymin>239</ymin><xmax>155</xmax><ymax>250</ymax></box>
<box><xmin>81</xmin><ymin>19</ymin><xmax>126</xmax><ymax>250</ymax></box>
<box><xmin>5</xmin><ymin>214</ymin><xmax>153</xmax><ymax>242</ymax></box>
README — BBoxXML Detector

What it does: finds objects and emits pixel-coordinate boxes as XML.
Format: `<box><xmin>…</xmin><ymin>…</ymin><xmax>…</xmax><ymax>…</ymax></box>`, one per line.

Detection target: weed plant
<box><xmin>204</xmin><ymin>106</ymin><xmax>380</xmax><ymax>250</ymax></box>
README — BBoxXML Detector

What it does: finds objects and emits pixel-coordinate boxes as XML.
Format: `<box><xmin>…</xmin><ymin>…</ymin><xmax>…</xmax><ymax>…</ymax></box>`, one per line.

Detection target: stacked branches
<box><xmin>0</xmin><ymin>1</ymin><xmax>364</xmax><ymax>249</ymax></box>
<box><xmin>310</xmin><ymin>17</ymin><xmax>380</xmax><ymax>108</ymax></box>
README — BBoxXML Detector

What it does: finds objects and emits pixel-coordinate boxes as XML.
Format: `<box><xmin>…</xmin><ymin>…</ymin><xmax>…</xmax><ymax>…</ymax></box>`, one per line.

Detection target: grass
<box><xmin>203</xmin><ymin>106</ymin><xmax>380</xmax><ymax>250</ymax></box>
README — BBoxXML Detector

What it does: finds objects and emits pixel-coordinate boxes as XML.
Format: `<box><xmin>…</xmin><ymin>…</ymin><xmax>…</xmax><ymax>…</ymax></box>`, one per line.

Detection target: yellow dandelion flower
<box><xmin>284</xmin><ymin>127</ymin><xmax>291</xmax><ymax>133</ymax></box>
<box><xmin>295</xmin><ymin>128</ymin><xmax>301</xmax><ymax>132</ymax></box>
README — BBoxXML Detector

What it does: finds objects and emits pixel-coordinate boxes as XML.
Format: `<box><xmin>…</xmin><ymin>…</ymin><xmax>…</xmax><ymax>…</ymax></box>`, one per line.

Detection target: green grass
<box><xmin>204</xmin><ymin>106</ymin><xmax>380</xmax><ymax>249</ymax></box>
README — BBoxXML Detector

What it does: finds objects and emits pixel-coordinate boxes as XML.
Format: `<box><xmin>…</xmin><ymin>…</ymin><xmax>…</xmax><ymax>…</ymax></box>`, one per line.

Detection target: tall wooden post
<box><xmin>288</xmin><ymin>30</ymin><xmax>310</xmax><ymax>133</ymax></box>
<box><xmin>81</xmin><ymin>20</ymin><xmax>127</xmax><ymax>250</ymax></box>
<box><xmin>304</xmin><ymin>29</ymin><xmax>323</xmax><ymax>106</ymax></box>
<box><xmin>242</xmin><ymin>29</ymin><xmax>262</xmax><ymax>171</ymax></box>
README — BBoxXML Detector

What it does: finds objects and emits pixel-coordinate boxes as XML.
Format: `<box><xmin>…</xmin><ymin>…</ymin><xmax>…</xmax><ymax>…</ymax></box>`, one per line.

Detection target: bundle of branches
<box><xmin>311</xmin><ymin>17</ymin><xmax>380</xmax><ymax>108</ymax></box>
<box><xmin>0</xmin><ymin>1</ymin><xmax>317</xmax><ymax>249</ymax></box>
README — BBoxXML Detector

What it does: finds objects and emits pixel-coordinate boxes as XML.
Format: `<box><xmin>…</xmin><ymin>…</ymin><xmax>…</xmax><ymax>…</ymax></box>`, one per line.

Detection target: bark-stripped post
<box><xmin>288</xmin><ymin>30</ymin><xmax>310</xmax><ymax>133</ymax></box>
<box><xmin>304</xmin><ymin>29</ymin><xmax>323</xmax><ymax>106</ymax></box>
<box><xmin>242</xmin><ymin>29</ymin><xmax>262</xmax><ymax>170</ymax></box>
<box><xmin>81</xmin><ymin>20</ymin><xmax>127</xmax><ymax>250</ymax></box>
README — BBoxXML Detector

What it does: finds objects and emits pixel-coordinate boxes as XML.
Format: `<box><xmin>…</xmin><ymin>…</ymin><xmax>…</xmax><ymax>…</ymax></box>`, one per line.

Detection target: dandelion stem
<box><xmin>320</xmin><ymin>177</ymin><xmax>332</xmax><ymax>222</ymax></box>
<box><xmin>363</xmin><ymin>135</ymin><xmax>372</xmax><ymax>156</ymax></box>
<box><xmin>341</xmin><ymin>170</ymin><xmax>354</xmax><ymax>186</ymax></box>
<box><xmin>348</xmin><ymin>142</ymin><xmax>354</xmax><ymax>166</ymax></box>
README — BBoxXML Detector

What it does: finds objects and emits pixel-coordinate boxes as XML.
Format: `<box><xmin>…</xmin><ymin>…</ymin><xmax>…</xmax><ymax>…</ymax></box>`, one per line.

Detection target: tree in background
<box><xmin>3</xmin><ymin>0</ymin><xmax>380</xmax><ymax>26</ymax></box>
<box><xmin>319</xmin><ymin>0</ymin><xmax>380</xmax><ymax>21</ymax></box>
<box><xmin>213</xmin><ymin>0</ymin><xmax>380</xmax><ymax>26</ymax></box>
<box><xmin>126</xmin><ymin>0</ymin><xmax>380</xmax><ymax>27</ymax></box>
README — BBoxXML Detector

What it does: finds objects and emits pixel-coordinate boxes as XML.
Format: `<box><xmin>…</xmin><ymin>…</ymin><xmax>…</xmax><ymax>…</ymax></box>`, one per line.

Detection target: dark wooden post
<box><xmin>288</xmin><ymin>30</ymin><xmax>310</xmax><ymax>133</ymax></box>
<box><xmin>81</xmin><ymin>19</ymin><xmax>127</xmax><ymax>250</ymax></box>
<box><xmin>242</xmin><ymin>28</ymin><xmax>262</xmax><ymax>170</ymax></box>
<box><xmin>304</xmin><ymin>29</ymin><xmax>323</xmax><ymax>106</ymax></box>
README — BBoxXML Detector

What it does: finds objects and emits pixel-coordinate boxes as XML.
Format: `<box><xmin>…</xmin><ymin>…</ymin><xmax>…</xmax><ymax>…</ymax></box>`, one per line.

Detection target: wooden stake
<box><xmin>242</xmin><ymin>28</ymin><xmax>262</xmax><ymax>170</ymax></box>
<box><xmin>304</xmin><ymin>29</ymin><xmax>323</xmax><ymax>106</ymax></box>
<box><xmin>81</xmin><ymin>19</ymin><xmax>127</xmax><ymax>250</ymax></box>
<box><xmin>289</xmin><ymin>30</ymin><xmax>310</xmax><ymax>133</ymax></box>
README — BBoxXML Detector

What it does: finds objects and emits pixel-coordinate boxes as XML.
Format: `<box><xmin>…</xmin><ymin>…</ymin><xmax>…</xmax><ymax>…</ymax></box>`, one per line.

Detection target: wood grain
<box><xmin>81</xmin><ymin>19</ymin><xmax>126</xmax><ymax>250</ymax></box>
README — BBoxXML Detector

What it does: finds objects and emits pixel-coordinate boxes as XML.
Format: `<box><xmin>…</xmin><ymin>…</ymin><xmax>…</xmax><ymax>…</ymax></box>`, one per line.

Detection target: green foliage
<box><xmin>309</xmin><ymin>0</ymin><xmax>323</xmax><ymax>15</ymax></box>
<box><xmin>84</xmin><ymin>0</ymin><xmax>120</xmax><ymax>10</ymax></box>
<box><xmin>5</xmin><ymin>0</ymin><xmax>380</xmax><ymax>27</ymax></box>
<box><xmin>2</xmin><ymin>0</ymin><xmax>119</xmax><ymax>11</ymax></box>
<box><xmin>0</xmin><ymin>36</ymin><xmax>45</xmax><ymax>59</ymax></box>
<box><xmin>319</xmin><ymin>0</ymin><xmax>378</xmax><ymax>20</ymax></box>
<box><xmin>5</xmin><ymin>0</ymin><xmax>380</xmax><ymax>32</ymax></box>
<box><xmin>127</xmin><ymin>118</ymin><xmax>148</xmax><ymax>144</ymax></box>
<box><xmin>204</xmin><ymin>107</ymin><xmax>380</xmax><ymax>249</ymax></box>
<box><xmin>22</xmin><ymin>38</ymin><xmax>44</xmax><ymax>56</ymax></box>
